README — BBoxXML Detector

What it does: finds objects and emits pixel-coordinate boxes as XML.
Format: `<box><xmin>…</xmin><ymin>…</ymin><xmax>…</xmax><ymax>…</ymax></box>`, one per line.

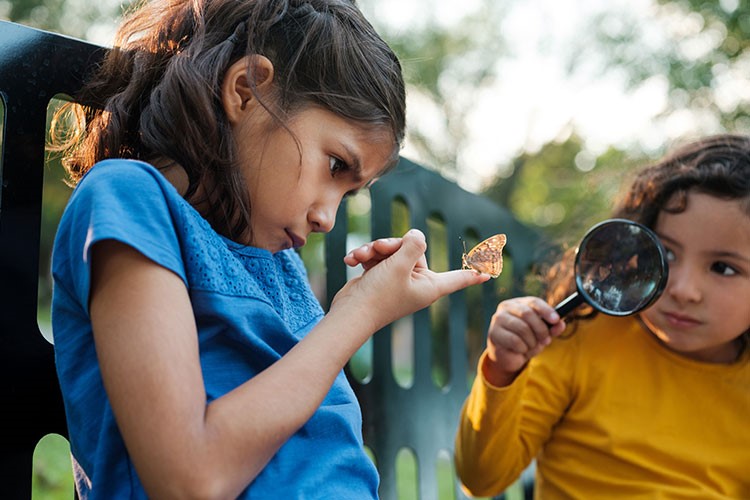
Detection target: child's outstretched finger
<box><xmin>431</xmin><ymin>269</ymin><xmax>491</xmax><ymax>295</ymax></box>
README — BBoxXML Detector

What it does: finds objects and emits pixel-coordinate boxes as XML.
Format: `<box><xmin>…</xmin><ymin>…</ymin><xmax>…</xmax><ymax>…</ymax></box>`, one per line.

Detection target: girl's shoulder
<box><xmin>68</xmin><ymin>158</ymin><xmax>203</xmax><ymax>245</ymax></box>
<box><xmin>56</xmin><ymin>158</ymin><xmax>192</xmax><ymax>284</ymax></box>
<box><xmin>75</xmin><ymin>159</ymin><xmax>180</xmax><ymax>202</ymax></box>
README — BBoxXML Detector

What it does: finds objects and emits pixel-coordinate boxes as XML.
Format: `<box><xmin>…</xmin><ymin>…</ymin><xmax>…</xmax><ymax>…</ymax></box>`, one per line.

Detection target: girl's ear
<box><xmin>221</xmin><ymin>55</ymin><xmax>275</xmax><ymax>125</ymax></box>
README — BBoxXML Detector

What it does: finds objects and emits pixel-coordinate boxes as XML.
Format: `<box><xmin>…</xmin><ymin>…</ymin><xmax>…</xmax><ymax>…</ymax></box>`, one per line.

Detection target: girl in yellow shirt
<box><xmin>455</xmin><ymin>134</ymin><xmax>750</xmax><ymax>499</ymax></box>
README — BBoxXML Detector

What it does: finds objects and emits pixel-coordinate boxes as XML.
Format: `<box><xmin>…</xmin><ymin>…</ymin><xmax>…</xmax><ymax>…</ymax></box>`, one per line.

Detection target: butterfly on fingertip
<box><xmin>461</xmin><ymin>233</ymin><xmax>507</xmax><ymax>278</ymax></box>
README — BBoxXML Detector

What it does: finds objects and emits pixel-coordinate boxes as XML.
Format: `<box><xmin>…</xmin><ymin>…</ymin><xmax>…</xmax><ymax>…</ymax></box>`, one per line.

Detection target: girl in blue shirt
<box><xmin>50</xmin><ymin>0</ymin><xmax>489</xmax><ymax>497</ymax></box>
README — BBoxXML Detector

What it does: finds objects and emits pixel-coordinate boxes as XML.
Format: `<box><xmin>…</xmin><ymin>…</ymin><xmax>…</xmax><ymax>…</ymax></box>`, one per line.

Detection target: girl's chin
<box><xmin>642</xmin><ymin>321</ymin><xmax>688</xmax><ymax>351</ymax></box>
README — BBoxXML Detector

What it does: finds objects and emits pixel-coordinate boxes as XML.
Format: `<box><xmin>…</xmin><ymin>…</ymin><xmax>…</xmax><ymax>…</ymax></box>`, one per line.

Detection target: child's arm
<box><xmin>89</xmin><ymin>229</ymin><xmax>486</xmax><ymax>498</ymax></box>
<box><xmin>454</xmin><ymin>297</ymin><xmax>566</xmax><ymax>495</ymax></box>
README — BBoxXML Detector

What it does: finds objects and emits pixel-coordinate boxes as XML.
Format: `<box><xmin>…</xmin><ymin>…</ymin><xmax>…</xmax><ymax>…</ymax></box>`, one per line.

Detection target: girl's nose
<box><xmin>309</xmin><ymin>203</ymin><xmax>336</xmax><ymax>233</ymax></box>
<box><xmin>666</xmin><ymin>265</ymin><xmax>702</xmax><ymax>304</ymax></box>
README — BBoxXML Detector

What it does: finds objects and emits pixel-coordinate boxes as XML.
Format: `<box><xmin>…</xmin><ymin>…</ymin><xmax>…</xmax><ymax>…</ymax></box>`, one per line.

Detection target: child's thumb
<box><xmin>399</xmin><ymin>229</ymin><xmax>427</xmax><ymax>262</ymax></box>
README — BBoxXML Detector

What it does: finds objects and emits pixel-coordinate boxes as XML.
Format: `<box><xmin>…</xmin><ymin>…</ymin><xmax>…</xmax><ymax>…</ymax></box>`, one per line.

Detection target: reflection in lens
<box><xmin>574</xmin><ymin>220</ymin><xmax>667</xmax><ymax>316</ymax></box>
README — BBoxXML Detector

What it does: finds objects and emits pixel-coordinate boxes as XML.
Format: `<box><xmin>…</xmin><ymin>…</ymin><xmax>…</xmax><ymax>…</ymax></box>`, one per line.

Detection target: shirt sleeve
<box><xmin>455</xmin><ymin>333</ymin><xmax>580</xmax><ymax>497</ymax></box>
<box><xmin>53</xmin><ymin>159</ymin><xmax>188</xmax><ymax>316</ymax></box>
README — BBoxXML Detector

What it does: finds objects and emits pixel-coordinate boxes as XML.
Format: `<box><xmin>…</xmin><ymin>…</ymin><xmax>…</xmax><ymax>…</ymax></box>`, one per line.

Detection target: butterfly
<box><xmin>461</xmin><ymin>233</ymin><xmax>507</xmax><ymax>278</ymax></box>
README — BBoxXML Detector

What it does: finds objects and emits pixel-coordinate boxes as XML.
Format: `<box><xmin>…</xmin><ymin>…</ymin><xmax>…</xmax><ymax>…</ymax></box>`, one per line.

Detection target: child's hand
<box><xmin>482</xmin><ymin>297</ymin><xmax>567</xmax><ymax>387</ymax></box>
<box><xmin>332</xmin><ymin>229</ymin><xmax>490</xmax><ymax>334</ymax></box>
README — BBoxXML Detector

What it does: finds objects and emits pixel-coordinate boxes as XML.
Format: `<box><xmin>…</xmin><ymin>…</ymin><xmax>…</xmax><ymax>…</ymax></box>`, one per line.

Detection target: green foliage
<box><xmin>6</xmin><ymin>0</ymin><xmax>66</xmax><ymax>29</ymax></box>
<box><xmin>375</xmin><ymin>0</ymin><xmax>511</xmax><ymax>177</ymax></box>
<box><xmin>575</xmin><ymin>0</ymin><xmax>750</xmax><ymax>130</ymax></box>
<box><xmin>483</xmin><ymin>134</ymin><xmax>640</xmax><ymax>250</ymax></box>
<box><xmin>37</xmin><ymin>100</ymin><xmax>74</xmax><ymax>326</ymax></box>
<box><xmin>32</xmin><ymin>434</ymin><xmax>74</xmax><ymax>499</ymax></box>
<box><xmin>385</xmin><ymin>3</ymin><xmax>506</xmax><ymax>100</ymax></box>
<box><xmin>3</xmin><ymin>0</ymin><xmax>131</xmax><ymax>39</ymax></box>
<box><xmin>663</xmin><ymin>0</ymin><xmax>750</xmax><ymax>57</ymax></box>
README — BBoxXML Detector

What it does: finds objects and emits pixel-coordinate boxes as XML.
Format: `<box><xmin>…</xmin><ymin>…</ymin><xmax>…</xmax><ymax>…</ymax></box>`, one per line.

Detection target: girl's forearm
<box><xmin>160</xmin><ymin>308</ymin><xmax>376</xmax><ymax>498</ymax></box>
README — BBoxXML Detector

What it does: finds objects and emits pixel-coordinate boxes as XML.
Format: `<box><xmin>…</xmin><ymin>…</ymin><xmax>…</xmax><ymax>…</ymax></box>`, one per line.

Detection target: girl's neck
<box><xmin>151</xmin><ymin>157</ymin><xmax>189</xmax><ymax>196</ymax></box>
<box><xmin>737</xmin><ymin>334</ymin><xmax>749</xmax><ymax>361</ymax></box>
<box><xmin>148</xmin><ymin>156</ymin><xmax>254</xmax><ymax>246</ymax></box>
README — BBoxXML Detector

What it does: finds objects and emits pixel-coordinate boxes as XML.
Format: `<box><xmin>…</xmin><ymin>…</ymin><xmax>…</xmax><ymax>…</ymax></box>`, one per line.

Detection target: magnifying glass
<box><xmin>554</xmin><ymin>219</ymin><xmax>669</xmax><ymax>318</ymax></box>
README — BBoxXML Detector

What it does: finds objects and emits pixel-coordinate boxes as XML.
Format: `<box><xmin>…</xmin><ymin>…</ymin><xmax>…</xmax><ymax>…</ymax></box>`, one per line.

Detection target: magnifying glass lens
<box><xmin>575</xmin><ymin>220</ymin><xmax>667</xmax><ymax>316</ymax></box>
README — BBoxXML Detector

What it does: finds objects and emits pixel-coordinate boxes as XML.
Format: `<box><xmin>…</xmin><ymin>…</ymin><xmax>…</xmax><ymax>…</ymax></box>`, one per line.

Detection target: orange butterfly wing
<box><xmin>462</xmin><ymin>234</ymin><xmax>507</xmax><ymax>278</ymax></box>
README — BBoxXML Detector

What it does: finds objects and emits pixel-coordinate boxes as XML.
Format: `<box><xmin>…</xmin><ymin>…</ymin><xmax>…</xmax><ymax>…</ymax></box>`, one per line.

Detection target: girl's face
<box><xmin>235</xmin><ymin>105</ymin><xmax>395</xmax><ymax>253</ymax></box>
<box><xmin>641</xmin><ymin>191</ymin><xmax>750</xmax><ymax>363</ymax></box>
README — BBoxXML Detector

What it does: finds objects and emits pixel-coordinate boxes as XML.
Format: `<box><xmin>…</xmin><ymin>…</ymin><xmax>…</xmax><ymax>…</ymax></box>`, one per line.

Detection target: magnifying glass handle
<box><xmin>554</xmin><ymin>291</ymin><xmax>585</xmax><ymax>319</ymax></box>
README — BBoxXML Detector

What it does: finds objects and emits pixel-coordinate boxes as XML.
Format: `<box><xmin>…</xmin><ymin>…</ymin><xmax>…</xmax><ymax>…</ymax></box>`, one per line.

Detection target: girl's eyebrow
<box><xmin>660</xmin><ymin>232</ymin><xmax>750</xmax><ymax>263</ymax></box>
<box><xmin>656</xmin><ymin>232</ymin><xmax>681</xmax><ymax>249</ymax></box>
<box><xmin>711</xmin><ymin>250</ymin><xmax>750</xmax><ymax>264</ymax></box>
<box><xmin>340</xmin><ymin>143</ymin><xmax>363</xmax><ymax>184</ymax></box>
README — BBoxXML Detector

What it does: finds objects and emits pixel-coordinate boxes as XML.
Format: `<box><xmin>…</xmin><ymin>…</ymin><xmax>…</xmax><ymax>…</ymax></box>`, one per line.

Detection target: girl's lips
<box><xmin>663</xmin><ymin>311</ymin><xmax>701</xmax><ymax>328</ymax></box>
<box><xmin>286</xmin><ymin>230</ymin><xmax>306</xmax><ymax>249</ymax></box>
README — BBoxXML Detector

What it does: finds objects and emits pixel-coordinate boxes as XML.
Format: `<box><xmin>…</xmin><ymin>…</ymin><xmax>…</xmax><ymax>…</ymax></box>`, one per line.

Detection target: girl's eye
<box><xmin>711</xmin><ymin>261</ymin><xmax>738</xmax><ymax>276</ymax></box>
<box><xmin>329</xmin><ymin>157</ymin><xmax>349</xmax><ymax>176</ymax></box>
<box><xmin>664</xmin><ymin>248</ymin><xmax>676</xmax><ymax>262</ymax></box>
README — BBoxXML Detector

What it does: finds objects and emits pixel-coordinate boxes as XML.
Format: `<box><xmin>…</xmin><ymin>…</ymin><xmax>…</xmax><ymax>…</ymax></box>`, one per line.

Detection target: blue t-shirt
<box><xmin>51</xmin><ymin>159</ymin><xmax>379</xmax><ymax>499</ymax></box>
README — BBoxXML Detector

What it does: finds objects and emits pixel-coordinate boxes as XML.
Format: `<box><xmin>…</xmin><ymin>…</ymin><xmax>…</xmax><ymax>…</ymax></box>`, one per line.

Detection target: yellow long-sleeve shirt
<box><xmin>455</xmin><ymin>315</ymin><xmax>750</xmax><ymax>499</ymax></box>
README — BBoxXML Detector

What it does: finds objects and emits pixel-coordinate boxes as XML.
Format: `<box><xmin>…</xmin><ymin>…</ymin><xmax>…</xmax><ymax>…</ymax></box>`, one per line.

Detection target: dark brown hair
<box><xmin>546</xmin><ymin>134</ymin><xmax>750</xmax><ymax>318</ymax></box>
<box><xmin>52</xmin><ymin>0</ymin><xmax>406</xmax><ymax>240</ymax></box>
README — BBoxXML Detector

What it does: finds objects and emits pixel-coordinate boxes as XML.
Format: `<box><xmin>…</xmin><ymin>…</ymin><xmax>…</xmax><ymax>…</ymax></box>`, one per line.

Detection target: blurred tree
<box><xmin>573</xmin><ymin>0</ymin><xmax>750</xmax><ymax>132</ymax></box>
<box><xmin>366</xmin><ymin>0</ymin><xmax>511</xmax><ymax>179</ymax></box>
<box><xmin>3</xmin><ymin>0</ymin><xmax>128</xmax><ymax>40</ymax></box>
<box><xmin>483</xmin><ymin>132</ymin><xmax>641</xmax><ymax>250</ymax></box>
<box><xmin>482</xmin><ymin>0</ymin><xmax>750</xmax><ymax>259</ymax></box>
